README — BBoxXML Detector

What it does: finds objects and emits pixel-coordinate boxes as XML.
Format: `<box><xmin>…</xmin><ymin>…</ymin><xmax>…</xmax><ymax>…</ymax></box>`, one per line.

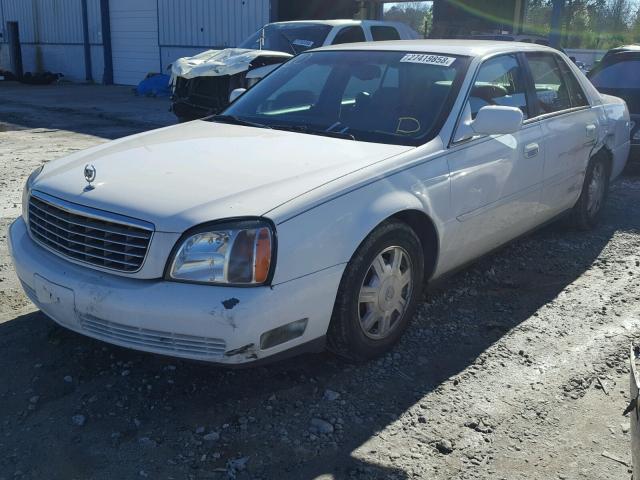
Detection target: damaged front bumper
<box><xmin>8</xmin><ymin>217</ymin><xmax>343</xmax><ymax>365</ymax></box>
<box><xmin>171</xmin><ymin>75</ymin><xmax>236</xmax><ymax>121</ymax></box>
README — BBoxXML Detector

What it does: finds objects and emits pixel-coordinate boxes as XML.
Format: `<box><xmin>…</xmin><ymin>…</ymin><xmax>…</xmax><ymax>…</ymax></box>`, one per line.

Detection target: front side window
<box><xmin>332</xmin><ymin>26</ymin><xmax>366</xmax><ymax>45</ymax></box>
<box><xmin>222</xmin><ymin>51</ymin><xmax>469</xmax><ymax>146</ymax></box>
<box><xmin>525</xmin><ymin>52</ymin><xmax>572</xmax><ymax>115</ymax></box>
<box><xmin>468</xmin><ymin>54</ymin><xmax>529</xmax><ymax>119</ymax></box>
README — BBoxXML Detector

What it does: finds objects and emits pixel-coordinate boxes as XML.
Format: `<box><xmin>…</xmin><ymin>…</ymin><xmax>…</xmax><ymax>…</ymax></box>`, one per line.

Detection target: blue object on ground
<box><xmin>135</xmin><ymin>74</ymin><xmax>171</xmax><ymax>97</ymax></box>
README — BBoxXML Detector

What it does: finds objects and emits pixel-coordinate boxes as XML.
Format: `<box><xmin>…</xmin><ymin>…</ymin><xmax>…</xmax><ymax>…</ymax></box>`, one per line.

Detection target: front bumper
<box><xmin>8</xmin><ymin>217</ymin><xmax>344</xmax><ymax>364</ymax></box>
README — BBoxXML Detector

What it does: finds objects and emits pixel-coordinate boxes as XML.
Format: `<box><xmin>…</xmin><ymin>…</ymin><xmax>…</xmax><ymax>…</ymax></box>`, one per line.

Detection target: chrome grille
<box><xmin>79</xmin><ymin>315</ymin><xmax>226</xmax><ymax>359</ymax></box>
<box><xmin>28</xmin><ymin>193</ymin><xmax>152</xmax><ymax>272</ymax></box>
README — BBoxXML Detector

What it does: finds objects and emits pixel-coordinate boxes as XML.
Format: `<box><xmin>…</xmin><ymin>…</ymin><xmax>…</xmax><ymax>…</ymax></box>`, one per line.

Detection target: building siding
<box><xmin>2</xmin><ymin>0</ymin><xmax>83</xmax><ymax>44</ymax></box>
<box><xmin>158</xmin><ymin>0</ymin><xmax>269</xmax><ymax>48</ymax></box>
<box><xmin>0</xmin><ymin>0</ymin><xmax>271</xmax><ymax>83</ymax></box>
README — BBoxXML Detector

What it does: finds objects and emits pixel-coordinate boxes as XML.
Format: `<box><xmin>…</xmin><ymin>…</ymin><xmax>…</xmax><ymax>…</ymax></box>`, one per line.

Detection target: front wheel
<box><xmin>571</xmin><ymin>153</ymin><xmax>610</xmax><ymax>230</ymax></box>
<box><xmin>327</xmin><ymin>220</ymin><xmax>425</xmax><ymax>362</ymax></box>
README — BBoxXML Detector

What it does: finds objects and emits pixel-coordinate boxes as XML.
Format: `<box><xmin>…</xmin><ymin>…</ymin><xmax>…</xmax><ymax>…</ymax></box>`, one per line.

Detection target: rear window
<box><xmin>332</xmin><ymin>26</ymin><xmax>366</xmax><ymax>45</ymax></box>
<box><xmin>589</xmin><ymin>59</ymin><xmax>640</xmax><ymax>89</ymax></box>
<box><xmin>371</xmin><ymin>26</ymin><xmax>401</xmax><ymax>41</ymax></box>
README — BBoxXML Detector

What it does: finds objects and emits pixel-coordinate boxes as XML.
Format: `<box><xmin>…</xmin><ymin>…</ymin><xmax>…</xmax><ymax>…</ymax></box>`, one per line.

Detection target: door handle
<box><xmin>524</xmin><ymin>143</ymin><xmax>539</xmax><ymax>158</ymax></box>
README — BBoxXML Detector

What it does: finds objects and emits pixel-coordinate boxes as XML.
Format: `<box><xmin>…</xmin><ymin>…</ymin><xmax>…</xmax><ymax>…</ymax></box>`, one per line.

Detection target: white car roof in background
<box><xmin>314</xmin><ymin>39</ymin><xmax>557</xmax><ymax>57</ymax></box>
<box><xmin>269</xmin><ymin>19</ymin><xmax>407</xmax><ymax>28</ymax></box>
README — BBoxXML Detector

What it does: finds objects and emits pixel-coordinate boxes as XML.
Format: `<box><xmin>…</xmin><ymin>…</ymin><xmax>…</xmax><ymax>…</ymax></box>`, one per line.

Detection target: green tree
<box><xmin>383</xmin><ymin>2</ymin><xmax>433</xmax><ymax>37</ymax></box>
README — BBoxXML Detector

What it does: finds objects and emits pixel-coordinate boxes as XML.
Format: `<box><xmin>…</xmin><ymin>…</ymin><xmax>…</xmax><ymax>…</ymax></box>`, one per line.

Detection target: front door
<box><xmin>444</xmin><ymin>53</ymin><xmax>545</xmax><ymax>268</ymax></box>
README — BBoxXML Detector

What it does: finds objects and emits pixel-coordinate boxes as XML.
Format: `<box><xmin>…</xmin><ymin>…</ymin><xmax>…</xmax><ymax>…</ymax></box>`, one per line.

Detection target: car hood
<box><xmin>33</xmin><ymin>120</ymin><xmax>411</xmax><ymax>232</ymax></box>
<box><xmin>171</xmin><ymin>48</ymin><xmax>292</xmax><ymax>80</ymax></box>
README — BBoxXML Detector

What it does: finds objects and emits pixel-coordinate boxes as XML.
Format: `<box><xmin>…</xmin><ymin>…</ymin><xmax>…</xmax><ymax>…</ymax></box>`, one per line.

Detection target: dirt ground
<box><xmin>1</xmin><ymin>91</ymin><xmax>640</xmax><ymax>480</ymax></box>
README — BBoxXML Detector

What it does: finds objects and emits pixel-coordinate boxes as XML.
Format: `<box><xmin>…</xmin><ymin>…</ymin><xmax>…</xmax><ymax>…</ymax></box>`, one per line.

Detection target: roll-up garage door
<box><xmin>109</xmin><ymin>0</ymin><xmax>160</xmax><ymax>85</ymax></box>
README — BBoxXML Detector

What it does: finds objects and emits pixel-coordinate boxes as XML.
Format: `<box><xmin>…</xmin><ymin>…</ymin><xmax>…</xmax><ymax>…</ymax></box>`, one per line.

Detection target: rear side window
<box><xmin>525</xmin><ymin>52</ymin><xmax>572</xmax><ymax>114</ymax></box>
<box><xmin>371</xmin><ymin>26</ymin><xmax>401</xmax><ymax>41</ymax></box>
<box><xmin>556</xmin><ymin>58</ymin><xmax>589</xmax><ymax>107</ymax></box>
<box><xmin>468</xmin><ymin>54</ymin><xmax>529</xmax><ymax>119</ymax></box>
<box><xmin>332</xmin><ymin>26</ymin><xmax>366</xmax><ymax>45</ymax></box>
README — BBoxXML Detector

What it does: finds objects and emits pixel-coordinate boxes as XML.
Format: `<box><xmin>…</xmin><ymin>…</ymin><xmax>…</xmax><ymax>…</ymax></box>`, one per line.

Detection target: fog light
<box><xmin>260</xmin><ymin>318</ymin><xmax>308</xmax><ymax>350</ymax></box>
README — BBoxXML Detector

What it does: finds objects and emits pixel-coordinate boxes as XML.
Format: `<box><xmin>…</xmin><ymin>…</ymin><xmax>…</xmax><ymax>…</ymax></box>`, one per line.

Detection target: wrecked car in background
<box><xmin>170</xmin><ymin>20</ymin><xmax>417</xmax><ymax>122</ymax></box>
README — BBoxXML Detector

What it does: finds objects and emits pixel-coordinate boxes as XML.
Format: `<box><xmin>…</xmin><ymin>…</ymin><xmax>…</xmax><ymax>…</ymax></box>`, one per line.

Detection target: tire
<box><xmin>571</xmin><ymin>152</ymin><xmax>610</xmax><ymax>230</ymax></box>
<box><xmin>327</xmin><ymin>220</ymin><xmax>425</xmax><ymax>362</ymax></box>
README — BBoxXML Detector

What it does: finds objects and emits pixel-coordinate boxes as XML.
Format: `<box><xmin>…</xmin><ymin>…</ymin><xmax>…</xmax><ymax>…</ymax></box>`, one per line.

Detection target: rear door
<box><xmin>523</xmin><ymin>51</ymin><xmax>597</xmax><ymax>220</ymax></box>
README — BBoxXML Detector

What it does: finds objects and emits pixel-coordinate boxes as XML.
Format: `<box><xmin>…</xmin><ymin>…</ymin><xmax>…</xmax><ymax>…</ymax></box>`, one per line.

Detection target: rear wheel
<box><xmin>571</xmin><ymin>153</ymin><xmax>610</xmax><ymax>230</ymax></box>
<box><xmin>327</xmin><ymin>220</ymin><xmax>425</xmax><ymax>362</ymax></box>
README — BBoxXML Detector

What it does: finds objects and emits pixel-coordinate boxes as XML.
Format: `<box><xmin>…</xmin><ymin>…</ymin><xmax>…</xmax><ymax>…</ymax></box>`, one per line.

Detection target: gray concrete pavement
<box><xmin>0</xmin><ymin>81</ymin><xmax>176</xmax><ymax>129</ymax></box>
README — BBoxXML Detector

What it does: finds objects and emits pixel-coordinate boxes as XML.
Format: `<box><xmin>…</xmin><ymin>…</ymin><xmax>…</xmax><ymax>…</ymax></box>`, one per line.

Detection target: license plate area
<box><xmin>33</xmin><ymin>274</ymin><xmax>76</xmax><ymax>326</ymax></box>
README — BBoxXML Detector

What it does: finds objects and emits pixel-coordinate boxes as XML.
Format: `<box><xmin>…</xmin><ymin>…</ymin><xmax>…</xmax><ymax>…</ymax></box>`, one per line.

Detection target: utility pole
<box><xmin>549</xmin><ymin>0</ymin><xmax>565</xmax><ymax>48</ymax></box>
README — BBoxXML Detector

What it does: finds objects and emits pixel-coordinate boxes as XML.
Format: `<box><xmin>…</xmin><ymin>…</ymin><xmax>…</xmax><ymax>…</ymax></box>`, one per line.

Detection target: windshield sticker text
<box><xmin>293</xmin><ymin>39</ymin><xmax>314</xmax><ymax>47</ymax></box>
<box><xmin>400</xmin><ymin>54</ymin><xmax>456</xmax><ymax>67</ymax></box>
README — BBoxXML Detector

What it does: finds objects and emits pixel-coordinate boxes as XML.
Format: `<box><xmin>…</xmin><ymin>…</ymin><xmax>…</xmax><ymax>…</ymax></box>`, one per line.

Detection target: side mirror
<box><xmin>229</xmin><ymin>88</ymin><xmax>247</xmax><ymax>103</ymax></box>
<box><xmin>471</xmin><ymin>106</ymin><xmax>523</xmax><ymax>136</ymax></box>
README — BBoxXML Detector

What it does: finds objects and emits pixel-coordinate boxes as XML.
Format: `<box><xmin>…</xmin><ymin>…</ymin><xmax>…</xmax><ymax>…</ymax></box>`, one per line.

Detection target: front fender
<box><xmin>271</xmin><ymin>158</ymin><xmax>450</xmax><ymax>285</ymax></box>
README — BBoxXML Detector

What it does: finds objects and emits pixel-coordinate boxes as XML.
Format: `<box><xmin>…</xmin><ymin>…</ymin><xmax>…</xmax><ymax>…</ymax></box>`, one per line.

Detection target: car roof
<box><xmin>608</xmin><ymin>44</ymin><xmax>640</xmax><ymax>52</ymax></box>
<box><xmin>269</xmin><ymin>19</ymin><xmax>403</xmax><ymax>27</ymax></box>
<box><xmin>313</xmin><ymin>39</ymin><xmax>558</xmax><ymax>57</ymax></box>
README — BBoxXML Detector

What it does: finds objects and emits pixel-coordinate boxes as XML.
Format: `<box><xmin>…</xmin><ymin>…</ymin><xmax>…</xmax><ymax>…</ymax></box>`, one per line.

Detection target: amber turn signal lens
<box><xmin>254</xmin><ymin>227</ymin><xmax>272</xmax><ymax>283</ymax></box>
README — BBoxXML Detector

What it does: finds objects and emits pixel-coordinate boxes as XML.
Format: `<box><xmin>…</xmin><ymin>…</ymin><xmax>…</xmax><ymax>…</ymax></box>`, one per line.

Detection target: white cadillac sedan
<box><xmin>9</xmin><ymin>41</ymin><xmax>630</xmax><ymax>365</ymax></box>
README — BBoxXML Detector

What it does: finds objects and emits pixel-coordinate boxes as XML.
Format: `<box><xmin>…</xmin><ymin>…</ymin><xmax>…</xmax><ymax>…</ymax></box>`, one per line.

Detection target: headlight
<box><xmin>167</xmin><ymin>220</ymin><xmax>274</xmax><ymax>285</ymax></box>
<box><xmin>22</xmin><ymin>165</ymin><xmax>43</xmax><ymax>221</ymax></box>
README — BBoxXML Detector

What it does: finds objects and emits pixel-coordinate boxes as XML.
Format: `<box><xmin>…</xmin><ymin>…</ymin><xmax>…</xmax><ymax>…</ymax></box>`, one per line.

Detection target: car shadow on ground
<box><xmin>1</xmin><ymin>180</ymin><xmax>638</xmax><ymax>479</ymax></box>
<box><xmin>0</xmin><ymin>107</ymin><xmax>173</xmax><ymax>141</ymax></box>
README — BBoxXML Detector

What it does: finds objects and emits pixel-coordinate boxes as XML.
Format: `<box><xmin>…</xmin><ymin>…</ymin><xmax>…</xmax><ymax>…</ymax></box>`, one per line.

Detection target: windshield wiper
<box><xmin>271</xmin><ymin>124</ymin><xmax>355</xmax><ymax>140</ymax></box>
<box><xmin>210</xmin><ymin>114</ymin><xmax>272</xmax><ymax>129</ymax></box>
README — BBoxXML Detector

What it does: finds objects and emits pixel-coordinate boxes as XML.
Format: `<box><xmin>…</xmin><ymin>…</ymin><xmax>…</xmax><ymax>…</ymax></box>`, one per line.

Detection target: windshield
<box><xmin>238</xmin><ymin>23</ymin><xmax>332</xmax><ymax>55</ymax></box>
<box><xmin>220</xmin><ymin>50</ymin><xmax>469</xmax><ymax>146</ymax></box>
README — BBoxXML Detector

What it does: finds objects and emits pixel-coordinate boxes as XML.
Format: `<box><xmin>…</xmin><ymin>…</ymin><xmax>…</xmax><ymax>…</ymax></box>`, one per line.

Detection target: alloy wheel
<box><xmin>357</xmin><ymin>246</ymin><xmax>413</xmax><ymax>340</ymax></box>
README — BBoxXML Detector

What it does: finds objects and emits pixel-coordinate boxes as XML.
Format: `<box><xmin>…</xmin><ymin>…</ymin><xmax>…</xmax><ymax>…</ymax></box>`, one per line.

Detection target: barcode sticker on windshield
<box><xmin>293</xmin><ymin>39</ymin><xmax>314</xmax><ymax>47</ymax></box>
<box><xmin>400</xmin><ymin>54</ymin><xmax>456</xmax><ymax>66</ymax></box>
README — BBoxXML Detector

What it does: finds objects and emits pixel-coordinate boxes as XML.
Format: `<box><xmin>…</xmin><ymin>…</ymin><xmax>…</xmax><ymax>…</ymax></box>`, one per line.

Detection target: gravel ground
<box><xmin>1</xmin><ymin>102</ymin><xmax>640</xmax><ymax>480</ymax></box>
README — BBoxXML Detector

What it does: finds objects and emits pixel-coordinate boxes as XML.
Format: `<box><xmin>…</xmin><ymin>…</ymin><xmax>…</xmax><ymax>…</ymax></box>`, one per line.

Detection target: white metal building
<box><xmin>0</xmin><ymin>0</ymin><xmax>272</xmax><ymax>85</ymax></box>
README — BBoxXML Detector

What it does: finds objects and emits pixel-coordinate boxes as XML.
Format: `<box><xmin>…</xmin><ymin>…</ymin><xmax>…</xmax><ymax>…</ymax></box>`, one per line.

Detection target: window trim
<box><xmin>450</xmin><ymin>52</ymin><xmax>534</xmax><ymax>147</ymax></box>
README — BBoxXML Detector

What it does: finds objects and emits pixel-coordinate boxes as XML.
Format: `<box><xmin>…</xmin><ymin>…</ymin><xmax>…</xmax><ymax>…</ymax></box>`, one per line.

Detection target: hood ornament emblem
<box><xmin>84</xmin><ymin>164</ymin><xmax>96</xmax><ymax>191</ymax></box>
